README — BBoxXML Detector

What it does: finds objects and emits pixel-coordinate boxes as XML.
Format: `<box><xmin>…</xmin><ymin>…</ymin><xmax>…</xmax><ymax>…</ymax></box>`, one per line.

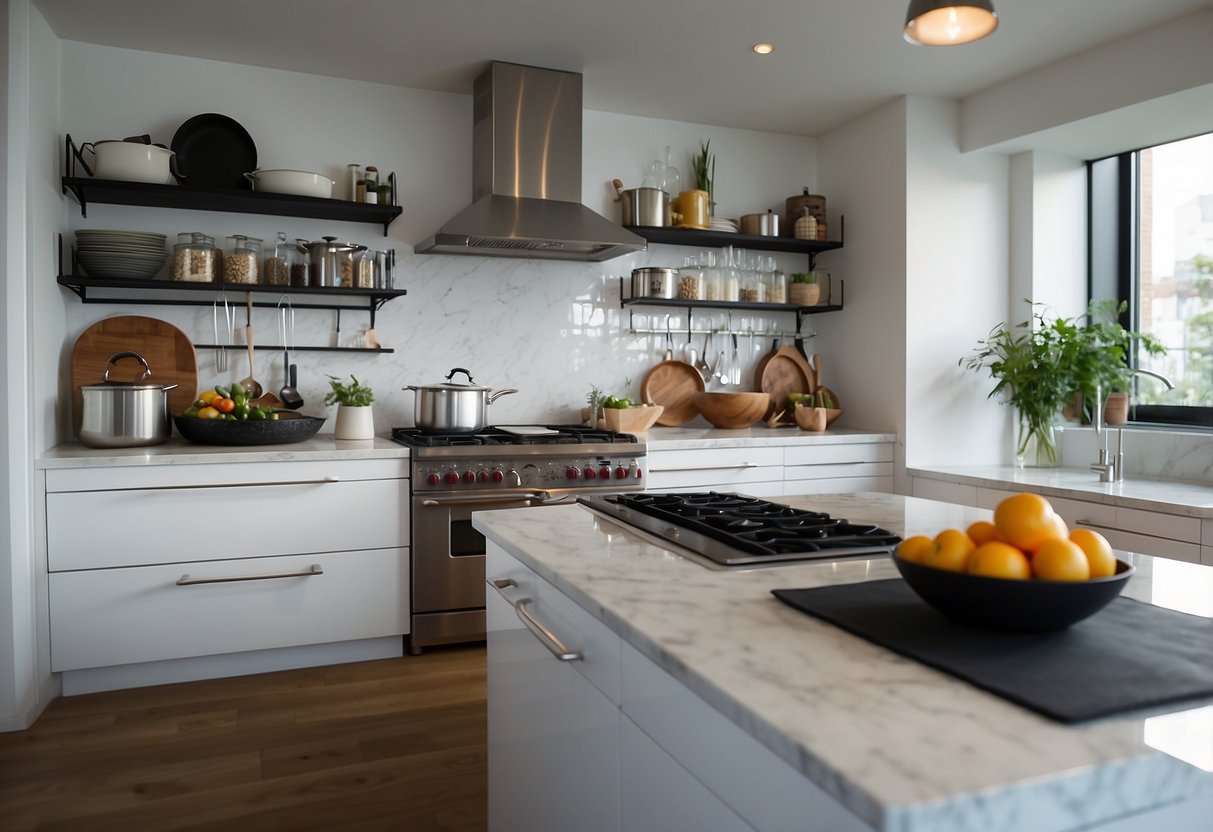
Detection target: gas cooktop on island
<box><xmin>578</xmin><ymin>491</ymin><xmax>902</xmax><ymax>567</ymax></box>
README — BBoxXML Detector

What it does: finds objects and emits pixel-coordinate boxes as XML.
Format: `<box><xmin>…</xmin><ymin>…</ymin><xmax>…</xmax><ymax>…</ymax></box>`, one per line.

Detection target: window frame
<box><xmin>1086</xmin><ymin>137</ymin><xmax>1213</xmax><ymax>430</ymax></box>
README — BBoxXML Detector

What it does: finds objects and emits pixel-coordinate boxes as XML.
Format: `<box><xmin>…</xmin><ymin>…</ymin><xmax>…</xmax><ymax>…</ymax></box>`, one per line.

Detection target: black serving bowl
<box><xmin>173</xmin><ymin>413</ymin><xmax>325</xmax><ymax>446</ymax></box>
<box><xmin>892</xmin><ymin>553</ymin><xmax>1135</xmax><ymax>632</ymax></box>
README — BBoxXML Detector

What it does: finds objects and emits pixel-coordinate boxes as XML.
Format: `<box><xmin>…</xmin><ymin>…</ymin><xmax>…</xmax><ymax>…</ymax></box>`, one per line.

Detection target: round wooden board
<box><xmin>641</xmin><ymin>360</ymin><xmax>705</xmax><ymax>426</ymax></box>
<box><xmin>71</xmin><ymin>315</ymin><xmax>199</xmax><ymax>431</ymax></box>
<box><xmin>757</xmin><ymin>346</ymin><xmax>814</xmax><ymax>421</ymax></box>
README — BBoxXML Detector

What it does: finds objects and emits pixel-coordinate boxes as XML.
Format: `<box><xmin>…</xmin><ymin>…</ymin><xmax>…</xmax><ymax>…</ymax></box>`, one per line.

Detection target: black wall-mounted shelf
<box><xmin>62</xmin><ymin>135</ymin><xmax>402</xmax><ymax>235</ymax></box>
<box><xmin>625</xmin><ymin>215</ymin><xmax>844</xmax><ymax>269</ymax></box>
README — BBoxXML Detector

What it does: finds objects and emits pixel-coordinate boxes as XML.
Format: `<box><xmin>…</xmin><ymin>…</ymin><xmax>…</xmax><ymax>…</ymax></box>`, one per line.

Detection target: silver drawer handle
<box><xmin>649</xmin><ymin>463</ymin><xmax>760</xmax><ymax>472</ymax></box>
<box><xmin>153</xmin><ymin>477</ymin><xmax>340</xmax><ymax>491</ymax></box>
<box><xmin>422</xmin><ymin>492</ymin><xmax>549</xmax><ymax>507</ymax></box>
<box><xmin>1074</xmin><ymin>520</ymin><xmax>1120</xmax><ymax>532</ymax></box>
<box><xmin>487</xmin><ymin>577</ymin><xmax>582</xmax><ymax>662</ymax></box>
<box><xmin>176</xmin><ymin>564</ymin><xmax>323</xmax><ymax>586</ymax></box>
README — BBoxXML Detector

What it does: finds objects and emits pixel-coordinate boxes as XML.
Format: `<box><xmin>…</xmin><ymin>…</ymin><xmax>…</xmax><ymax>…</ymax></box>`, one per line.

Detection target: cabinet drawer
<box><xmin>785</xmin><ymin>475</ymin><xmax>893</xmax><ymax>496</ymax></box>
<box><xmin>782</xmin><ymin>442</ymin><xmax>892</xmax><ymax>467</ymax></box>
<box><xmin>48</xmin><ymin>477</ymin><xmax>408</xmax><ymax>571</ymax></box>
<box><xmin>1070</xmin><ymin>523</ymin><xmax>1202</xmax><ymax>563</ymax></box>
<box><xmin>647</xmin><ymin>447</ymin><xmax>782</xmax><ymax>491</ymax></box>
<box><xmin>44</xmin><ymin>458</ymin><xmax>408</xmax><ymax>492</ymax></box>
<box><xmin>784</xmin><ymin>461</ymin><xmax>892</xmax><ymax>483</ymax></box>
<box><xmin>50</xmin><ymin>547</ymin><xmax>408</xmax><ymax>671</ymax></box>
<box><xmin>487</xmin><ymin>544</ymin><xmax>621</xmax><ymax>705</ymax></box>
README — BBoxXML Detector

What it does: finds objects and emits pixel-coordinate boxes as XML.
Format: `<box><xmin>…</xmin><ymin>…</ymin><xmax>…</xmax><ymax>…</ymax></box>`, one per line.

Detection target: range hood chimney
<box><xmin>416</xmin><ymin>61</ymin><xmax>646</xmax><ymax>262</ymax></box>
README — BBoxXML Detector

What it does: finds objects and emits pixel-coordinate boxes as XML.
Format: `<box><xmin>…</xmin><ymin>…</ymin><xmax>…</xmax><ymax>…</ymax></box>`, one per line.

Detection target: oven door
<box><xmin>411</xmin><ymin>492</ymin><xmax>570</xmax><ymax>615</ymax></box>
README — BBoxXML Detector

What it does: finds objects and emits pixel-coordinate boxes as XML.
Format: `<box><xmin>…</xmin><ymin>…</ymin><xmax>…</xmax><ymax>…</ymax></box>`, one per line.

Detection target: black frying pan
<box><xmin>171</xmin><ymin>113</ymin><xmax>257</xmax><ymax>189</ymax></box>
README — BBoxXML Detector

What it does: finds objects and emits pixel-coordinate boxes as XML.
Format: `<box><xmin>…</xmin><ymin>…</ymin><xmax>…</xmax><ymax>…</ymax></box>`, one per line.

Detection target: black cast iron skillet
<box><xmin>170</xmin><ymin>113</ymin><xmax>257</xmax><ymax>189</ymax></box>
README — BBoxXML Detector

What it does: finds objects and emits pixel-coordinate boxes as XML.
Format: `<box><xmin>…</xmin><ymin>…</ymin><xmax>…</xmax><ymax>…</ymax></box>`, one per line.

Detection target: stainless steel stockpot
<box><xmin>631</xmin><ymin>266</ymin><xmax>678</xmax><ymax>299</ymax></box>
<box><xmin>405</xmin><ymin>367</ymin><xmax>518</xmax><ymax>432</ymax></box>
<box><xmin>618</xmin><ymin>187</ymin><xmax>671</xmax><ymax>228</ymax></box>
<box><xmin>78</xmin><ymin>351</ymin><xmax>178</xmax><ymax>448</ymax></box>
<box><xmin>295</xmin><ymin>236</ymin><xmax>366</xmax><ymax>288</ymax></box>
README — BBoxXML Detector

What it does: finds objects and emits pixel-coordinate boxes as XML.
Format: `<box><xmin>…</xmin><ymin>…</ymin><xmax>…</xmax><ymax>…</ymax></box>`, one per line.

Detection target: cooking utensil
<box><xmin>170</xmin><ymin>113</ymin><xmax>257</xmax><ymax>188</ymax></box>
<box><xmin>757</xmin><ymin>345</ymin><xmax>815</xmax><ymax>421</ymax></box>
<box><xmin>696</xmin><ymin>332</ymin><xmax>713</xmax><ymax>379</ymax></box>
<box><xmin>631</xmin><ymin>267</ymin><xmax>677</xmax><ymax>299</ymax></box>
<box><xmin>640</xmin><ymin>360</ymin><xmax>705</xmax><ymax>426</ymax></box>
<box><xmin>296</xmin><ymin>236</ymin><xmax>366</xmax><ymax>288</ymax></box>
<box><xmin>613</xmin><ymin>179</ymin><xmax>671</xmax><ymax>227</ymax></box>
<box><xmin>80</xmin><ymin>140</ymin><xmax>176</xmax><ymax>184</ymax></box>
<box><xmin>243</xmin><ymin>169</ymin><xmax>333</xmax><ymax>198</ymax></box>
<box><xmin>730</xmin><ymin>333</ymin><xmax>741</xmax><ymax>385</ymax></box>
<box><xmin>278</xmin><ymin>300</ymin><xmax>303</xmax><ymax>410</ymax></box>
<box><xmin>405</xmin><ymin>367</ymin><xmax>518</xmax><ymax>432</ymax></box>
<box><xmin>78</xmin><ymin>351</ymin><xmax>178</xmax><ymax>448</ymax></box>
<box><xmin>240</xmin><ymin>294</ymin><xmax>263</xmax><ymax>398</ymax></box>
<box><xmin>71</xmin><ymin>315</ymin><xmax>198</xmax><ymax>433</ymax></box>
<box><xmin>739</xmin><ymin>210</ymin><xmax>780</xmax><ymax>237</ymax></box>
<box><xmin>663</xmin><ymin>321</ymin><xmax>674</xmax><ymax>361</ymax></box>
<box><xmin>811</xmin><ymin>353</ymin><xmax>842</xmax><ymax>425</ymax></box>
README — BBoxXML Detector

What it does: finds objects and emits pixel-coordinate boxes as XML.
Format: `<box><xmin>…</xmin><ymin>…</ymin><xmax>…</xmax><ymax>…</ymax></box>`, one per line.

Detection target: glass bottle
<box><xmin>764</xmin><ymin>256</ymin><xmax>787</xmax><ymax>304</ymax></box>
<box><xmin>263</xmin><ymin>232</ymin><xmax>291</xmax><ymax>287</ymax></box>
<box><xmin>699</xmin><ymin>251</ymin><xmax>720</xmax><ymax>301</ymax></box>
<box><xmin>718</xmin><ymin>245</ymin><xmax>740</xmax><ymax>302</ymax></box>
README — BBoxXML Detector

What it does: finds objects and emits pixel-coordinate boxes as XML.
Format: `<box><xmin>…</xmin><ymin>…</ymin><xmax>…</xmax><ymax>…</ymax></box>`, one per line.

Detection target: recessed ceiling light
<box><xmin>752</xmin><ymin>43</ymin><xmax>775</xmax><ymax>55</ymax></box>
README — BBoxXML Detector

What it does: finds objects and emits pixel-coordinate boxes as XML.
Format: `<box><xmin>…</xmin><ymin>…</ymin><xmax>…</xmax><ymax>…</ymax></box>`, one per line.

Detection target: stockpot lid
<box><xmin>409</xmin><ymin>367</ymin><xmax>494</xmax><ymax>392</ymax></box>
<box><xmin>296</xmin><ymin>235</ymin><xmax>366</xmax><ymax>254</ymax></box>
<box><xmin>81</xmin><ymin>350</ymin><xmax>179</xmax><ymax>392</ymax></box>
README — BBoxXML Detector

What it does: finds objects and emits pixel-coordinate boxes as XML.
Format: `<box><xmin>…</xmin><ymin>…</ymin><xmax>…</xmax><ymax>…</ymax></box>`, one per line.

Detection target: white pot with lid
<box><xmin>82</xmin><ymin>140</ymin><xmax>177</xmax><ymax>185</ymax></box>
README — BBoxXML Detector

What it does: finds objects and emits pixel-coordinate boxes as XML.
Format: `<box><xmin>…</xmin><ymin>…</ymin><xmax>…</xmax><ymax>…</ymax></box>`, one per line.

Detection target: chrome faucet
<box><xmin>1091</xmin><ymin>369</ymin><xmax>1175</xmax><ymax>482</ymax></box>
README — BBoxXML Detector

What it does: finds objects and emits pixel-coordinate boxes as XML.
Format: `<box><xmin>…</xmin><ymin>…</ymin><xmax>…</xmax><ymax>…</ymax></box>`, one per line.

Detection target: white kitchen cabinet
<box><xmin>782</xmin><ymin>441</ymin><xmax>893</xmax><ymax>496</ymax></box>
<box><xmin>45</xmin><ymin>457</ymin><xmax>410</xmax><ymax>690</ymax></box>
<box><xmin>646</xmin><ymin>446</ymin><xmax>784</xmax><ymax>496</ymax></box>
<box><xmin>486</xmin><ymin>545</ymin><xmax>620</xmax><ymax>832</ymax></box>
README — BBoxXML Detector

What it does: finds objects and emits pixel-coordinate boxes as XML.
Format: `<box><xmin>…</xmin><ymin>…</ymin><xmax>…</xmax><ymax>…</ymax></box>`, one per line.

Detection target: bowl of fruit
<box><xmin>174</xmin><ymin>385</ymin><xmax>326</xmax><ymax>446</ymax></box>
<box><xmin>892</xmin><ymin>493</ymin><xmax>1134</xmax><ymax>632</ymax></box>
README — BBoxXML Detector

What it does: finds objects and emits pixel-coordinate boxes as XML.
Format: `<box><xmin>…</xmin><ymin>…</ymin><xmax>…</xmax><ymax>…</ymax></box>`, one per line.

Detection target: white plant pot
<box><xmin>334</xmin><ymin>405</ymin><xmax>374</xmax><ymax>440</ymax></box>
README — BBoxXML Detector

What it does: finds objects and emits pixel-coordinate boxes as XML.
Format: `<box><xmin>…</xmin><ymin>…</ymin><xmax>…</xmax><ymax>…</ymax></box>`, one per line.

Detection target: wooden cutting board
<box><xmin>71</xmin><ymin>315</ymin><xmax>199</xmax><ymax>431</ymax></box>
<box><xmin>641</xmin><ymin>360</ymin><xmax>705</xmax><ymax>426</ymax></box>
<box><xmin>757</xmin><ymin>346</ymin><xmax>815</xmax><ymax>421</ymax></box>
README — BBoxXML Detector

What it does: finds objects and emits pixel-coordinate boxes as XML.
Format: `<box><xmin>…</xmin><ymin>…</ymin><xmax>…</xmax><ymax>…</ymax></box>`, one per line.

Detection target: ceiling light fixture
<box><xmin>752</xmin><ymin>43</ymin><xmax>775</xmax><ymax>55</ymax></box>
<box><xmin>903</xmin><ymin>0</ymin><xmax>998</xmax><ymax>46</ymax></box>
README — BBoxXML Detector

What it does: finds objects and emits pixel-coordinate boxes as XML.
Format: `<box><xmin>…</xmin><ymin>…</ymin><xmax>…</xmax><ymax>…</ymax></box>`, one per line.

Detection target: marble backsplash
<box><xmin>1057</xmin><ymin>425</ymin><xmax>1213</xmax><ymax>483</ymax></box>
<box><xmin>65</xmin><ymin>243</ymin><xmax>815</xmax><ymax>435</ymax></box>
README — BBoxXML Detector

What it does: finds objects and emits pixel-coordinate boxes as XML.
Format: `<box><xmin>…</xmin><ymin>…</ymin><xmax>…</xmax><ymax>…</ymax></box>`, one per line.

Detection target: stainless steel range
<box><xmin>577</xmin><ymin>492</ymin><xmax>901</xmax><ymax>567</ymax></box>
<box><xmin>391</xmin><ymin>425</ymin><xmax>646</xmax><ymax>653</ymax></box>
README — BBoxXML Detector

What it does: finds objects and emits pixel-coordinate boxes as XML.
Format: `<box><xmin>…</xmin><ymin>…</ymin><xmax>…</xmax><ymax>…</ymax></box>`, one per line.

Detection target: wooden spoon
<box><xmin>240</xmin><ymin>293</ymin><xmax>263</xmax><ymax>398</ymax></box>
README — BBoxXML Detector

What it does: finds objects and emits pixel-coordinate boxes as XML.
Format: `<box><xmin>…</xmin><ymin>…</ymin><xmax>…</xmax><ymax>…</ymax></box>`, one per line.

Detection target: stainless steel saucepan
<box><xmin>78</xmin><ymin>351</ymin><xmax>178</xmax><ymax>448</ymax></box>
<box><xmin>405</xmin><ymin>367</ymin><xmax>517</xmax><ymax>431</ymax></box>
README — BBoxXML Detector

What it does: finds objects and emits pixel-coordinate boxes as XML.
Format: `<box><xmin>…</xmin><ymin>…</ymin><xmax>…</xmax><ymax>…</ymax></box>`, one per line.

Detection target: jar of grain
<box><xmin>353</xmin><ymin>249</ymin><xmax>375</xmax><ymax>288</ymax></box>
<box><xmin>171</xmin><ymin>232</ymin><xmax>219</xmax><ymax>283</ymax></box>
<box><xmin>222</xmin><ymin>234</ymin><xmax>262</xmax><ymax>285</ymax></box>
<box><xmin>262</xmin><ymin>232</ymin><xmax>291</xmax><ymax>287</ymax></box>
<box><xmin>677</xmin><ymin>258</ymin><xmax>704</xmax><ymax>300</ymax></box>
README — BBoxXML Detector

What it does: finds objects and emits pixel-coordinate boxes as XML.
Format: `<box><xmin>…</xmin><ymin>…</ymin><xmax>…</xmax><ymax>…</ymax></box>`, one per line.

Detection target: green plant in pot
<box><xmin>788</xmin><ymin>272</ymin><xmax>820</xmax><ymax>307</ymax></box>
<box><xmin>325</xmin><ymin>374</ymin><xmax>375</xmax><ymax>440</ymax></box>
<box><xmin>691</xmin><ymin>139</ymin><xmax>715</xmax><ymax>213</ymax></box>
<box><xmin>1068</xmin><ymin>299</ymin><xmax>1166</xmax><ymax>425</ymax></box>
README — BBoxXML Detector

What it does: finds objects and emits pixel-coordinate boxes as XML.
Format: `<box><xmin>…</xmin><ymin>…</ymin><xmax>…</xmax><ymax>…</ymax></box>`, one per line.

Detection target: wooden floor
<box><xmin>0</xmin><ymin>645</ymin><xmax>488</xmax><ymax>831</ymax></box>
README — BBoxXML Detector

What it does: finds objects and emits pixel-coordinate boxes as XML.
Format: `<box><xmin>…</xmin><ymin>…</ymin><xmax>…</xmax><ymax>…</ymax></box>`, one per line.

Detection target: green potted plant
<box><xmin>691</xmin><ymin>139</ymin><xmax>715</xmax><ymax>214</ymax></box>
<box><xmin>788</xmin><ymin>272</ymin><xmax>820</xmax><ymax>307</ymax></box>
<box><xmin>1068</xmin><ymin>299</ymin><xmax>1165</xmax><ymax>425</ymax></box>
<box><xmin>325</xmin><ymin>374</ymin><xmax>375</xmax><ymax>440</ymax></box>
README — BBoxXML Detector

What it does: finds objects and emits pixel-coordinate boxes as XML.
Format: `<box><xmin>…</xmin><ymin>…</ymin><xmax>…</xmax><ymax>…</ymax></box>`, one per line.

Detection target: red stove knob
<box><xmin>462</xmin><ymin>470</ymin><xmax>476</xmax><ymax>483</ymax></box>
<box><xmin>445</xmin><ymin>471</ymin><xmax>460</xmax><ymax>485</ymax></box>
<box><xmin>615</xmin><ymin>466</ymin><xmax>627</xmax><ymax>480</ymax></box>
<box><xmin>491</xmin><ymin>470</ymin><xmax>504</xmax><ymax>483</ymax></box>
<box><xmin>427</xmin><ymin>473</ymin><xmax>441</xmax><ymax>486</ymax></box>
<box><xmin>634</xmin><ymin>468</ymin><xmax>643</xmax><ymax>479</ymax></box>
<box><xmin>584</xmin><ymin>467</ymin><xmax>597</xmax><ymax>479</ymax></box>
<box><xmin>478</xmin><ymin>470</ymin><xmax>490</xmax><ymax>482</ymax></box>
<box><xmin>600</xmin><ymin>467</ymin><xmax>612</xmax><ymax>480</ymax></box>
<box><xmin>566</xmin><ymin>467</ymin><xmax>581</xmax><ymax>480</ymax></box>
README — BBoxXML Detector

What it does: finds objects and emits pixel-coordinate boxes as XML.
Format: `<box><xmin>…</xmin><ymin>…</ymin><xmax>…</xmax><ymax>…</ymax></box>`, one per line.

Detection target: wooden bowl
<box><xmin>603</xmin><ymin>404</ymin><xmax>664</xmax><ymax>434</ymax></box>
<box><xmin>693</xmin><ymin>392</ymin><xmax>770</xmax><ymax>429</ymax></box>
<box><xmin>793</xmin><ymin>402</ymin><xmax>843</xmax><ymax>431</ymax></box>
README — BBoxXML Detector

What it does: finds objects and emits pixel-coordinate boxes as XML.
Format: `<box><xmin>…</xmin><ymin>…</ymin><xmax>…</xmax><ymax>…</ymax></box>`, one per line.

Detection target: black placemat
<box><xmin>772</xmin><ymin>580</ymin><xmax>1213</xmax><ymax>723</ymax></box>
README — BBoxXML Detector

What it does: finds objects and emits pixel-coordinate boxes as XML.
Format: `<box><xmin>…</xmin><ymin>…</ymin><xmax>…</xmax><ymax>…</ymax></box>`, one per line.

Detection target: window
<box><xmin>1089</xmin><ymin>132</ymin><xmax>1213</xmax><ymax>429</ymax></box>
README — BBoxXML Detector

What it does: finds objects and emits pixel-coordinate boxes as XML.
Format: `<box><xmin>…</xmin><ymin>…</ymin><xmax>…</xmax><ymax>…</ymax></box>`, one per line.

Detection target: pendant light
<box><xmin>904</xmin><ymin>0</ymin><xmax>998</xmax><ymax>46</ymax></box>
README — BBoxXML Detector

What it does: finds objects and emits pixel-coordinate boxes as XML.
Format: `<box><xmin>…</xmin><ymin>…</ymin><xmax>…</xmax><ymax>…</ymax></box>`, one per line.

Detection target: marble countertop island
<box><xmin>473</xmin><ymin>492</ymin><xmax>1213</xmax><ymax>832</ymax></box>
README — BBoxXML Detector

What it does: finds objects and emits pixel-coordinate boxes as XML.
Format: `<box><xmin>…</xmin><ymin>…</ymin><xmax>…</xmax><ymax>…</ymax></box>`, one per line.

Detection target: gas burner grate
<box><xmin>390</xmin><ymin>425</ymin><xmax>639</xmax><ymax>448</ymax></box>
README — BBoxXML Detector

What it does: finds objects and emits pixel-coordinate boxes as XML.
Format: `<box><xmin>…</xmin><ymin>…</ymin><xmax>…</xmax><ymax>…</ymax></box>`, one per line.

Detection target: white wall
<box><xmin>57</xmin><ymin>41</ymin><xmax>817</xmax><ymax>434</ymax></box>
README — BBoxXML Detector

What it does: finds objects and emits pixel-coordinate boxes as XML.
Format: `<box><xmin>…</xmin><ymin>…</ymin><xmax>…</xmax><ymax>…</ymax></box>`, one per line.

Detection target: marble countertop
<box><xmin>642</xmin><ymin>426</ymin><xmax>895</xmax><ymax>449</ymax></box>
<box><xmin>911</xmin><ymin>465</ymin><xmax>1213</xmax><ymax>518</ymax></box>
<box><xmin>37</xmin><ymin>435</ymin><xmax>410</xmax><ymax>468</ymax></box>
<box><xmin>473</xmin><ymin>492</ymin><xmax>1213</xmax><ymax>832</ymax></box>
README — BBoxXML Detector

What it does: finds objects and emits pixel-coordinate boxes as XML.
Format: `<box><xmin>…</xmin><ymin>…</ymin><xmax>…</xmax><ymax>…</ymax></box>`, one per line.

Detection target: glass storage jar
<box><xmin>171</xmin><ymin>232</ymin><xmax>219</xmax><ymax>283</ymax></box>
<box><xmin>262</xmin><ymin>232</ymin><xmax>291</xmax><ymax>287</ymax></box>
<box><xmin>738</xmin><ymin>252</ymin><xmax>765</xmax><ymax>302</ymax></box>
<box><xmin>763</xmin><ymin>256</ymin><xmax>787</xmax><ymax>304</ymax></box>
<box><xmin>677</xmin><ymin>256</ymin><xmax>705</xmax><ymax>300</ymax></box>
<box><xmin>222</xmin><ymin>234</ymin><xmax>262</xmax><ymax>285</ymax></box>
<box><xmin>353</xmin><ymin>249</ymin><xmax>375</xmax><ymax>288</ymax></box>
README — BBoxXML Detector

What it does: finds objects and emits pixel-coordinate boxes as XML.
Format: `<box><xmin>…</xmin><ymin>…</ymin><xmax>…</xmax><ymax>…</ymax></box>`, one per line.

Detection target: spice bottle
<box><xmin>347</xmin><ymin>164</ymin><xmax>362</xmax><ymax>202</ymax></box>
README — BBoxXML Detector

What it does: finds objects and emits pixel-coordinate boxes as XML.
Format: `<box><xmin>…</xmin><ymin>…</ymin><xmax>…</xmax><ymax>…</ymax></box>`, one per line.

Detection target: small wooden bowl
<box><xmin>603</xmin><ymin>404</ymin><xmax>664</xmax><ymax>434</ymax></box>
<box><xmin>793</xmin><ymin>402</ymin><xmax>842</xmax><ymax>431</ymax></box>
<box><xmin>693</xmin><ymin>391</ymin><xmax>770</xmax><ymax>429</ymax></box>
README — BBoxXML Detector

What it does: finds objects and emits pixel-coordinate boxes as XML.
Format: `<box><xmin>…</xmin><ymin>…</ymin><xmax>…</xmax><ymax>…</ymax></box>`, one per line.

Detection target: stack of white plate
<box><xmin>709</xmin><ymin>217</ymin><xmax>739</xmax><ymax>233</ymax></box>
<box><xmin>75</xmin><ymin>230</ymin><xmax>168</xmax><ymax>280</ymax></box>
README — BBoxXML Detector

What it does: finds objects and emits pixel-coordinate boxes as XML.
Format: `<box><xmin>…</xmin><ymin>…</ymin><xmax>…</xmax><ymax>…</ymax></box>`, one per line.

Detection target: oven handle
<box><xmin>488</xmin><ymin>578</ymin><xmax>583</xmax><ymax>662</ymax></box>
<box><xmin>421</xmin><ymin>492</ymin><xmax>551</xmax><ymax>507</ymax></box>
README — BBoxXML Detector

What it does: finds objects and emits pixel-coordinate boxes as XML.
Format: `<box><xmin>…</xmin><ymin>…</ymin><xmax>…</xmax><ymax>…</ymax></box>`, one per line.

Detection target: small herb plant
<box><xmin>324</xmin><ymin>375</ymin><xmax>375</xmax><ymax>408</ymax></box>
<box><xmin>692</xmin><ymin>139</ymin><xmax>715</xmax><ymax>206</ymax></box>
<box><xmin>790</xmin><ymin>272</ymin><xmax>816</xmax><ymax>284</ymax></box>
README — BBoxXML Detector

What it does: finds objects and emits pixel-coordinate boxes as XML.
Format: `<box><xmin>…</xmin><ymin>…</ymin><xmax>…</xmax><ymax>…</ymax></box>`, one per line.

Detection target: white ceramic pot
<box><xmin>243</xmin><ymin>169</ymin><xmax>334</xmax><ymax>199</ymax></box>
<box><xmin>334</xmin><ymin>404</ymin><xmax>375</xmax><ymax>440</ymax></box>
<box><xmin>83</xmin><ymin>141</ymin><xmax>175</xmax><ymax>185</ymax></box>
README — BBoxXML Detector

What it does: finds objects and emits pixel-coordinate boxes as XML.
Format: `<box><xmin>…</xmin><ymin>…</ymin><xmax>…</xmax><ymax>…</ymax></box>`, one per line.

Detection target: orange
<box><xmin>966</xmin><ymin>521</ymin><xmax>1002</xmax><ymax>545</ymax></box>
<box><xmin>922</xmin><ymin>529</ymin><xmax>976</xmax><ymax>573</ymax></box>
<box><xmin>967</xmin><ymin>541</ymin><xmax>1031</xmax><ymax>581</ymax></box>
<box><xmin>896</xmin><ymin>535</ymin><xmax>934</xmax><ymax>564</ymax></box>
<box><xmin>994</xmin><ymin>493</ymin><xmax>1064</xmax><ymax>553</ymax></box>
<box><xmin>196</xmin><ymin>406</ymin><xmax>220</xmax><ymax>420</ymax></box>
<box><xmin>1070</xmin><ymin>528</ymin><xmax>1117</xmax><ymax>578</ymax></box>
<box><xmin>1051</xmin><ymin>513</ymin><xmax>1070</xmax><ymax>540</ymax></box>
<box><xmin>1032</xmin><ymin>538</ymin><xmax>1091</xmax><ymax>581</ymax></box>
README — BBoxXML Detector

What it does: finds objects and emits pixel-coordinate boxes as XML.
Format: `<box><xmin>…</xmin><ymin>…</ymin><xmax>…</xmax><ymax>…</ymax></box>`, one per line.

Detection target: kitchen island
<box><xmin>474</xmin><ymin>492</ymin><xmax>1213</xmax><ymax>832</ymax></box>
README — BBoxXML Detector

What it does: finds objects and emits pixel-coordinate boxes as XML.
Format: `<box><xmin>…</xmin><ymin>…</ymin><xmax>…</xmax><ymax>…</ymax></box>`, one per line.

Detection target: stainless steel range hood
<box><xmin>416</xmin><ymin>61</ymin><xmax>646</xmax><ymax>262</ymax></box>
